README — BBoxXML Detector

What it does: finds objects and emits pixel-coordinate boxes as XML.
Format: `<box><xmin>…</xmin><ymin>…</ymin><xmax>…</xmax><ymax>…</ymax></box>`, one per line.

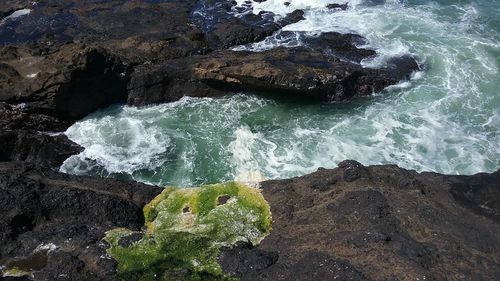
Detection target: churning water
<box><xmin>61</xmin><ymin>0</ymin><xmax>500</xmax><ymax>186</ymax></box>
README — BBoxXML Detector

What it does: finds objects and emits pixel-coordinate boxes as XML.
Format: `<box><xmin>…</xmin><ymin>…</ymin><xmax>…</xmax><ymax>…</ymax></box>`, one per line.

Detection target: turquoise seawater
<box><xmin>61</xmin><ymin>0</ymin><xmax>500</xmax><ymax>186</ymax></box>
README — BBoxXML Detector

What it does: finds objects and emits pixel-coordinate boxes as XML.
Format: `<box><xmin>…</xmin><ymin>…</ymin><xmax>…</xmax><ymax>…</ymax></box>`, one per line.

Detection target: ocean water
<box><xmin>60</xmin><ymin>0</ymin><xmax>500</xmax><ymax>186</ymax></box>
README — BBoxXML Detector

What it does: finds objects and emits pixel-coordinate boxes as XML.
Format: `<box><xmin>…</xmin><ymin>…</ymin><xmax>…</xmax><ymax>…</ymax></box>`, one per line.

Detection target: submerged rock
<box><xmin>105</xmin><ymin>182</ymin><xmax>272</xmax><ymax>281</ymax></box>
<box><xmin>301</xmin><ymin>31</ymin><xmax>376</xmax><ymax>63</ymax></box>
<box><xmin>327</xmin><ymin>3</ymin><xmax>349</xmax><ymax>11</ymax></box>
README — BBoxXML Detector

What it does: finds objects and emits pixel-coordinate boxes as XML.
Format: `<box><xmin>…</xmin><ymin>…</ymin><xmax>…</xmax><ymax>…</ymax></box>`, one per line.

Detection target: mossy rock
<box><xmin>105</xmin><ymin>181</ymin><xmax>272</xmax><ymax>281</ymax></box>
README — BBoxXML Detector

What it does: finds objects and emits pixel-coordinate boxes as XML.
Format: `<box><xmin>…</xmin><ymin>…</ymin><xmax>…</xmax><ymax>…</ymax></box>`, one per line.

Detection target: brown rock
<box><xmin>0</xmin><ymin>43</ymin><xmax>128</xmax><ymax>121</ymax></box>
<box><xmin>191</xmin><ymin>47</ymin><xmax>418</xmax><ymax>102</ymax></box>
<box><xmin>220</xmin><ymin>162</ymin><xmax>500</xmax><ymax>280</ymax></box>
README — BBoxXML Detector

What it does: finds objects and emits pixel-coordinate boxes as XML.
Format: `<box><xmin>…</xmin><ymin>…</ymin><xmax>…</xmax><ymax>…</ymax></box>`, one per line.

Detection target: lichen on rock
<box><xmin>104</xmin><ymin>181</ymin><xmax>272</xmax><ymax>281</ymax></box>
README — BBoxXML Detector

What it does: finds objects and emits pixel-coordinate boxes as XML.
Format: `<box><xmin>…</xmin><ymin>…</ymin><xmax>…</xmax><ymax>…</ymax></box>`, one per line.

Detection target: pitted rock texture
<box><xmin>0</xmin><ymin>161</ymin><xmax>498</xmax><ymax>280</ymax></box>
<box><xmin>0</xmin><ymin>162</ymin><xmax>162</xmax><ymax>281</ymax></box>
<box><xmin>220</xmin><ymin>161</ymin><xmax>500</xmax><ymax>281</ymax></box>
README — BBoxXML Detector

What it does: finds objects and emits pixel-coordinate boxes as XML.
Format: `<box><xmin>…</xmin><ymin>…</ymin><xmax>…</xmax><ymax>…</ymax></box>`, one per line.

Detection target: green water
<box><xmin>61</xmin><ymin>0</ymin><xmax>500</xmax><ymax>186</ymax></box>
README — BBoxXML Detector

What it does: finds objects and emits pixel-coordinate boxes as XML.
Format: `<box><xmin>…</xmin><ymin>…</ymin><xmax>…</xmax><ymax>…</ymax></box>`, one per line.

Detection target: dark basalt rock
<box><xmin>0</xmin><ymin>1</ymin><xmax>32</xmax><ymax>21</ymax></box>
<box><xmin>327</xmin><ymin>3</ymin><xmax>349</xmax><ymax>10</ymax></box>
<box><xmin>219</xmin><ymin>163</ymin><xmax>500</xmax><ymax>280</ymax></box>
<box><xmin>447</xmin><ymin>171</ymin><xmax>500</xmax><ymax>222</ymax></box>
<box><xmin>125</xmin><ymin>25</ymin><xmax>421</xmax><ymax>105</ymax></box>
<box><xmin>0</xmin><ymin>0</ymin><xmax>211</xmax><ymax>65</ymax></box>
<box><xmin>117</xmin><ymin>232</ymin><xmax>143</xmax><ymax>248</ymax></box>
<box><xmin>287</xmin><ymin>252</ymin><xmax>368</xmax><ymax>281</ymax></box>
<box><xmin>0</xmin><ymin>161</ymin><xmax>498</xmax><ymax>280</ymax></box>
<box><xmin>209</xmin><ymin>17</ymin><xmax>279</xmax><ymax>49</ymax></box>
<box><xmin>217</xmin><ymin>243</ymin><xmax>280</xmax><ymax>281</ymax></box>
<box><xmin>302</xmin><ymin>32</ymin><xmax>376</xmax><ymax>63</ymax></box>
<box><xmin>1</xmin><ymin>0</ymin><xmax>421</xmax><ymax>111</ymax></box>
<box><xmin>126</xmin><ymin>59</ymin><xmax>227</xmax><ymax>106</ymax></box>
<box><xmin>0</xmin><ymin>43</ymin><xmax>128</xmax><ymax>121</ymax></box>
<box><xmin>2</xmin><ymin>2</ymin><xmax>491</xmax><ymax>280</ymax></box>
<box><xmin>192</xmin><ymin>0</ymin><xmax>281</xmax><ymax>50</ymax></box>
<box><xmin>190</xmin><ymin>47</ymin><xmax>420</xmax><ymax>102</ymax></box>
<box><xmin>0</xmin><ymin>162</ymin><xmax>162</xmax><ymax>281</ymax></box>
<box><xmin>278</xmin><ymin>9</ymin><xmax>305</xmax><ymax>26</ymax></box>
<box><xmin>385</xmin><ymin>55</ymin><xmax>421</xmax><ymax>80</ymax></box>
<box><xmin>0</xmin><ymin>130</ymin><xmax>82</xmax><ymax>169</ymax></box>
<box><xmin>0</xmin><ymin>103</ymin><xmax>70</xmax><ymax>132</ymax></box>
<box><xmin>0</xmin><ymin>102</ymin><xmax>79</xmax><ymax>169</ymax></box>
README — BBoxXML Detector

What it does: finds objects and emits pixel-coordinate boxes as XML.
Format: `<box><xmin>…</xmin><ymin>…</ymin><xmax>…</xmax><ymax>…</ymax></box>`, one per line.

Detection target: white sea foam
<box><xmin>62</xmin><ymin>0</ymin><xmax>500</xmax><ymax>185</ymax></box>
<box><xmin>60</xmin><ymin>108</ymin><xmax>171</xmax><ymax>176</ymax></box>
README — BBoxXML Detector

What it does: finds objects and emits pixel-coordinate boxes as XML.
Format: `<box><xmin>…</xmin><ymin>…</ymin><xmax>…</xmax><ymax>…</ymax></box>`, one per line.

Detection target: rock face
<box><xmin>0</xmin><ymin>162</ymin><xmax>163</xmax><ymax>281</ymax></box>
<box><xmin>0</xmin><ymin>130</ymin><xmax>82</xmax><ymax>169</ymax></box>
<box><xmin>219</xmin><ymin>161</ymin><xmax>500</xmax><ymax>280</ymax></box>
<box><xmin>0</xmin><ymin>103</ymin><xmax>82</xmax><ymax>169</ymax></box>
<box><xmin>0</xmin><ymin>161</ymin><xmax>498</xmax><ymax>280</ymax></box>
<box><xmin>1</xmin><ymin>0</ymin><xmax>420</xmax><ymax>112</ymax></box>
<box><xmin>190</xmin><ymin>47</ymin><xmax>417</xmax><ymax>102</ymax></box>
<box><xmin>0</xmin><ymin>43</ymin><xmax>127</xmax><ymax>121</ymax></box>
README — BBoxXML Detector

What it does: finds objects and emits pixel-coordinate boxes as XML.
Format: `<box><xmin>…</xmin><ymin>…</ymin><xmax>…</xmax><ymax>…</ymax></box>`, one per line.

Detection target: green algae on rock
<box><xmin>104</xmin><ymin>181</ymin><xmax>272</xmax><ymax>281</ymax></box>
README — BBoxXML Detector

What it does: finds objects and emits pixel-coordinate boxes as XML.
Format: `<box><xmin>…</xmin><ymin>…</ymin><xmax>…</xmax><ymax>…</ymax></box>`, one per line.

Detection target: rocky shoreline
<box><xmin>1</xmin><ymin>161</ymin><xmax>499</xmax><ymax>280</ymax></box>
<box><xmin>0</xmin><ymin>0</ymin><xmax>498</xmax><ymax>280</ymax></box>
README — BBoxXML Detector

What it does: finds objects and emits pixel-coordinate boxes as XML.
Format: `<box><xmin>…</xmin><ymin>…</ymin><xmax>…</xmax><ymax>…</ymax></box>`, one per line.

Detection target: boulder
<box><xmin>127</xmin><ymin>46</ymin><xmax>418</xmax><ymax>105</ymax></box>
<box><xmin>193</xmin><ymin>47</ymin><xmax>419</xmax><ymax>102</ymax></box>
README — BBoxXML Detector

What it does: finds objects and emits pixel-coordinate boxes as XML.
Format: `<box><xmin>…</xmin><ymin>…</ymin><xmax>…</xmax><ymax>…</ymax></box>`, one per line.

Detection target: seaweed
<box><xmin>105</xmin><ymin>181</ymin><xmax>272</xmax><ymax>281</ymax></box>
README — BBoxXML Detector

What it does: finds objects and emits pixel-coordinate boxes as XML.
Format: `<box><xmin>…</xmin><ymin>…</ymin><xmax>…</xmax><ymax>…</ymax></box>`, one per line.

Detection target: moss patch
<box><xmin>105</xmin><ymin>181</ymin><xmax>272</xmax><ymax>281</ymax></box>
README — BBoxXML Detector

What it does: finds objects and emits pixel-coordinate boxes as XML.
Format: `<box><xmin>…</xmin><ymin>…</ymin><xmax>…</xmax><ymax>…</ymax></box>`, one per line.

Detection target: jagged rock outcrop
<box><xmin>1</xmin><ymin>0</ymin><xmax>420</xmax><ymax>111</ymax></box>
<box><xmin>0</xmin><ymin>161</ymin><xmax>498</xmax><ymax>280</ymax></box>
<box><xmin>0</xmin><ymin>103</ymin><xmax>81</xmax><ymax>169</ymax></box>
<box><xmin>190</xmin><ymin>47</ymin><xmax>418</xmax><ymax>102</ymax></box>
<box><xmin>128</xmin><ymin>46</ymin><xmax>419</xmax><ymax>105</ymax></box>
<box><xmin>0</xmin><ymin>162</ymin><xmax>162</xmax><ymax>281</ymax></box>
<box><xmin>0</xmin><ymin>43</ymin><xmax>127</xmax><ymax>121</ymax></box>
<box><xmin>219</xmin><ymin>161</ymin><xmax>500</xmax><ymax>280</ymax></box>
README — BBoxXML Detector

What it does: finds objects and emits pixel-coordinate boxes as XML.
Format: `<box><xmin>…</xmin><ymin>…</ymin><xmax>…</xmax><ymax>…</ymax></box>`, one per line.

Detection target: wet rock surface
<box><xmin>220</xmin><ymin>161</ymin><xmax>500</xmax><ymax>280</ymax></box>
<box><xmin>189</xmin><ymin>47</ymin><xmax>417</xmax><ymax>102</ymax></box>
<box><xmin>127</xmin><ymin>45</ymin><xmax>419</xmax><ymax>105</ymax></box>
<box><xmin>1</xmin><ymin>0</ymin><xmax>420</xmax><ymax>113</ymax></box>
